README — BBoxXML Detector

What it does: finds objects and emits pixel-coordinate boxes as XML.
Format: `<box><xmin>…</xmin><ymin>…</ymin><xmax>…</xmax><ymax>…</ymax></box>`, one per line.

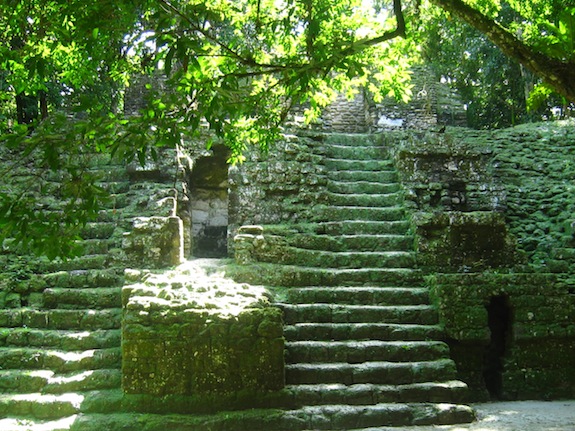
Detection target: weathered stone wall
<box><xmin>367</xmin><ymin>67</ymin><xmax>467</xmax><ymax>131</ymax></box>
<box><xmin>429</xmin><ymin>273</ymin><xmax>575</xmax><ymax>400</ymax></box>
<box><xmin>391</xmin><ymin>130</ymin><xmax>512</xmax><ymax>272</ymax></box>
<box><xmin>122</xmin><ymin>261</ymin><xmax>284</xmax><ymax>398</ymax></box>
<box><xmin>228</xmin><ymin>134</ymin><xmax>327</xmax><ymax>242</ymax></box>
<box><xmin>397</xmin><ymin>121</ymin><xmax>575</xmax><ymax>401</ymax></box>
<box><xmin>393</xmin><ymin>131</ymin><xmax>504</xmax><ymax>213</ymax></box>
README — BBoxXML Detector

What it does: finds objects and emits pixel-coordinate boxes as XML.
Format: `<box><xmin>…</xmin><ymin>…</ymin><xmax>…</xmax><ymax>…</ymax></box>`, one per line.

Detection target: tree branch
<box><xmin>430</xmin><ymin>0</ymin><xmax>575</xmax><ymax>102</ymax></box>
<box><xmin>340</xmin><ymin>0</ymin><xmax>406</xmax><ymax>57</ymax></box>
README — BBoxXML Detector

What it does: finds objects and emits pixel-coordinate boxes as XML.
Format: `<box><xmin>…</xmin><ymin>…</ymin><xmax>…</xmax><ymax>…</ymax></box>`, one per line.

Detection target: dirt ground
<box><xmin>371</xmin><ymin>401</ymin><xmax>575</xmax><ymax>431</ymax></box>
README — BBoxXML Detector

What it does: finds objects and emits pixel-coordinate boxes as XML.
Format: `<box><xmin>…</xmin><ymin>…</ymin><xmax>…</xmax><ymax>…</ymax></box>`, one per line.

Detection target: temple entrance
<box><xmin>189</xmin><ymin>145</ymin><xmax>229</xmax><ymax>258</ymax></box>
<box><xmin>483</xmin><ymin>294</ymin><xmax>512</xmax><ymax>399</ymax></box>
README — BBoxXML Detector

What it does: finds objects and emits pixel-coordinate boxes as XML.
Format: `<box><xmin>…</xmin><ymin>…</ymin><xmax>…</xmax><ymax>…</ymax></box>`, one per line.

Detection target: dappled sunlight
<box><xmin>124</xmin><ymin>258</ymin><xmax>271</xmax><ymax>317</ymax></box>
<box><xmin>48</xmin><ymin>370</ymin><xmax>95</xmax><ymax>385</ymax></box>
<box><xmin>52</xmin><ymin>350</ymin><xmax>96</xmax><ymax>362</ymax></box>
<box><xmin>0</xmin><ymin>416</ymin><xmax>78</xmax><ymax>431</ymax></box>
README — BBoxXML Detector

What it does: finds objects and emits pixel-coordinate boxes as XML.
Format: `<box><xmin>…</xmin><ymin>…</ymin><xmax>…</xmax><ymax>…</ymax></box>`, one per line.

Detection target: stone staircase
<box><xmin>272</xmin><ymin>134</ymin><xmax>475</xmax><ymax>429</ymax></box>
<box><xmin>0</xmin><ymin>158</ymin><xmax>142</xmax><ymax>430</ymax></box>
<box><xmin>0</xmin><ymin>134</ymin><xmax>475</xmax><ymax>430</ymax></box>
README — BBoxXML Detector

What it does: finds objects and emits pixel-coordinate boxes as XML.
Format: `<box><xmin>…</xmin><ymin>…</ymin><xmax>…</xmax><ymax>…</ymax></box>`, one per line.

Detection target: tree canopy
<box><xmin>1</xmin><ymin>0</ymin><xmax>574</xmax><ymax>258</ymax></box>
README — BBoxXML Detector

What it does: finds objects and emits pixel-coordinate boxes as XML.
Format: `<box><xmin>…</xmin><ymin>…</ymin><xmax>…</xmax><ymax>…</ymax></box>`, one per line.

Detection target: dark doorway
<box><xmin>189</xmin><ymin>145</ymin><xmax>229</xmax><ymax>258</ymax></box>
<box><xmin>483</xmin><ymin>294</ymin><xmax>512</xmax><ymax>399</ymax></box>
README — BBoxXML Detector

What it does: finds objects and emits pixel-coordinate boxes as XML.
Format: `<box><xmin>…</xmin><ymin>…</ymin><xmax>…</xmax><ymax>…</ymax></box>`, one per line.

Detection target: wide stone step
<box><xmin>29</xmin><ymin>402</ymin><xmax>473</xmax><ymax>431</ymax></box>
<box><xmin>98</xmin><ymin>180</ymin><xmax>132</xmax><ymax>194</ymax></box>
<box><xmin>327</xmin><ymin>170</ymin><xmax>398</xmax><ymax>183</ymax></box>
<box><xmin>44</xmin><ymin>369</ymin><xmax>121</xmax><ymax>394</ymax></box>
<box><xmin>323</xmin><ymin>158</ymin><xmax>395</xmax><ymax>172</ymax></box>
<box><xmin>281</xmin><ymin>402</ymin><xmax>475</xmax><ymax>429</ymax></box>
<box><xmin>287</xmin><ymin>234</ymin><xmax>414</xmax><ymax>252</ymax></box>
<box><xmin>80</xmin><ymin>222</ymin><xmax>117</xmax><ymax>240</ymax></box>
<box><xmin>279</xmin><ymin>249</ymin><xmax>416</xmax><ymax>269</ymax></box>
<box><xmin>233</xmin><ymin>265</ymin><xmax>422</xmax><ymax>287</ymax></box>
<box><xmin>324</xmin><ymin>133</ymin><xmax>380</xmax><ymax>146</ymax></box>
<box><xmin>0</xmin><ymin>308</ymin><xmax>122</xmax><ymax>330</ymax></box>
<box><xmin>284</xmin><ymin>323</ymin><xmax>444</xmax><ymax>342</ymax></box>
<box><xmin>0</xmin><ymin>368</ymin><xmax>121</xmax><ymax>394</ymax></box>
<box><xmin>0</xmin><ymin>328</ymin><xmax>121</xmax><ymax>350</ymax></box>
<box><xmin>285</xmin><ymin>287</ymin><xmax>429</xmax><ymax>306</ymax></box>
<box><xmin>80</xmin><ymin>239</ymin><xmax>113</xmax><ymax>255</ymax></box>
<box><xmin>315</xmin><ymin>220</ymin><xmax>411</xmax><ymax>236</ymax></box>
<box><xmin>327</xmin><ymin>180</ymin><xmax>401</xmax><ymax>195</ymax></box>
<box><xmin>0</xmin><ymin>393</ymin><xmax>81</xmax><ymax>420</ymax></box>
<box><xmin>286</xmin><ymin>340</ymin><xmax>450</xmax><ymax>363</ymax></box>
<box><xmin>0</xmin><ymin>347</ymin><xmax>121</xmax><ymax>373</ymax></box>
<box><xmin>43</xmin><ymin>287</ymin><xmax>122</xmax><ymax>310</ymax></box>
<box><xmin>286</xmin><ymin>359</ymin><xmax>457</xmax><ymax>385</ymax></box>
<box><xmin>313</xmin><ymin>206</ymin><xmax>406</xmax><ymax>222</ymax></box>
<box><xmin>0</xmin><ymin>389</ymin><xmax>123</xmax><ymax>422</ymax></box>
<box><xmin>281</xmin><ymin>304</ymin><xmax>438</xmax><ymax>325</ymax></box>
<box><xmin>318</xmin><ymin>145</ymin><xmax>390</xmax><ymax>160</ymax></box>
<box><xmin>286</xmin><ymin>381</ymin><xmax>469</xmax><ymax>406</ymax></box>
<box><xmin>0</xmin><ymin>415</ymin><xmax>77</xmax><ymax>430</ymax></box>
<box><xmin>326</xmin><ymin>192</ymin><xmax>402</xmax><ymax>207</ymax></box>
<box><xmin>42</xmin><ymin>269</ymin><xmax>124</xmax><ymax>288</ymax></box>
<box><xmin>39</xmin><ymin>255</ymin><xmax>109</xmax><ymax>273</ymax></box>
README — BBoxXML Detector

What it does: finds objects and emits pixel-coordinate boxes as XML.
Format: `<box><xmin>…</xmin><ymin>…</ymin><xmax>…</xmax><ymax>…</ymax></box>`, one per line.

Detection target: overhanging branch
<box><xmin>430</xmin><ymin>0</ymin><xmax>575</xmax><ymax>102</ymax></box>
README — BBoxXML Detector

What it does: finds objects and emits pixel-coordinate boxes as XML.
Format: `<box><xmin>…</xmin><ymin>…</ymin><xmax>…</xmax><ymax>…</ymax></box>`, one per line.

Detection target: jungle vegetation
<box><xmin>1</xmin><ymin>0</ymin><xmax>574</xmax><ymax>258</ymax></box>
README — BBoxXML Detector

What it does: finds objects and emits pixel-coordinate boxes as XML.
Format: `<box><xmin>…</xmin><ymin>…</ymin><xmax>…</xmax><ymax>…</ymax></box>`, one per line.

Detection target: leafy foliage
<box><xmin>1</xmin><ymin>0</ymin><xmax>575</xmax><ymax>258</ymax></box>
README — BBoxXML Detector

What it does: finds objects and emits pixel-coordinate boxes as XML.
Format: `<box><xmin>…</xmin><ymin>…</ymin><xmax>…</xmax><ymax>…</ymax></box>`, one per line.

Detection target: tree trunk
<box><xmin>16</xmin><ymin>93</ymin><xmax>38</xmax><ymax>125</ymax></box>
<box><xmin>431</xmin><ymin>0</ymin><xmax>575</xmax><ymax>103</ymax></box>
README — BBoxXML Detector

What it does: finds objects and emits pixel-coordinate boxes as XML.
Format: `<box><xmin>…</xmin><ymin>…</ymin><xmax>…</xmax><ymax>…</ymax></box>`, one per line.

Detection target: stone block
<box><xmin>122</xmin><ymin>261</ymin><xmax>284</xmax><ymax>399</ymax></box>
<box><xmin>122</xmin><ymin>216</ymin><xmax>183</xmax><ymax>269</ymax></box>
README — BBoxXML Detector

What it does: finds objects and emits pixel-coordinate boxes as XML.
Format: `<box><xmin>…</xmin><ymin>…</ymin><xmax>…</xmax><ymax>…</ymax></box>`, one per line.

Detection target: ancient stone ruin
<box><xmin>0</xmin><ymin>76</ymin><xmax>574</xmax><ymax>430</ymax></box>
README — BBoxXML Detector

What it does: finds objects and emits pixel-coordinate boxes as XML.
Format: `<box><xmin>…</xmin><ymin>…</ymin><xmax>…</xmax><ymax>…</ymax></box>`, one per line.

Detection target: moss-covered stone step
<box><xmin>43</xmin><ymin>369</ymin><xmax>121</xmax><ymax>394</ymax></box>
<box><xmin>286</xmin><ymin>234</ymin><xmax>414</xmax><ymax>252</ymax></box>
<box><xmin>0</xmin><ymin>328</ymin><xmax>120</xmax><ymax>350</ymax></box>
<box><xmin>286</xmin><ymin>340</ymin><xmax>450</xmax><ymax>363</ymax></box>
<box><xmin>323</xmin><ymin>158</ymin><xmax>396</xmax><ymax>172</ymax></box>
<box><xmin>326</xmin><ymin>192</ymin><xmax>402</xmax><ymax>207</ymax></box>
<box><xmin>39</xmin><ymin>255</ymin><xmax>110</xmax><ymax>273</ymax></box>
<box><xmin>316</xmin><ymin>220</ymin><xmax>411</xmax><ymax>235</ymax></box>
<box><xmin>0</xmin><ymin>309</ymin><xmax>122</xmax><ymax>330</ymax></box>
<box><xmin>280</xmin><ymin>304</ymin><xmax>438</xmax><ymax>325</ymax></box>
<box><xmin>0</xmin><ymin>416</ymin><xmax>76</xmax><ymax>431</ymax></box>
<box><xmin>276</xmin><ymin>249</ymin><xmax>415</xmax><ymax>269</ymax></box>
<box><xmin>318</xmin><ymin>144</ymin><xmax>390</xmax><ymax>160</ymax></box>
<box><xmin>43</xmin><ymin>288</ymin><xmax>121</xmax><ymax>310</ymax></box>
<box><xmin>0</xmin><ymin>370</ymin><xmax>54</xmax><ymax>394</ymax></box>
<box><xmin>67</xmin><ymin>410</ymin><xmax>288</xmax><ymax>431</ymax></box>
<box><xmin>324</xmin><ymin>133</ymin><xmax>379</xmax><ymax>146</ymax></box>
<box><xmin>231</xmin><ymin>264</ymin><xmax>422</xmax><ymax>287</ymax></box>
<box><xmin>0</xmin><ymin>347</ymin><xmax>121</xmax><ymax>372</ymax></box>
<box><xmin>97</xmin><ymin>179</ymin><xmax>132</xmax><ymax>194</ymax></box>
<box><xmin>264</xmin><ymin>220</ymin><xmax>411</xmax><ymax>236</ymax></box>
<box><xmin>286</xmin><ymin>359</ymin><xmax>457</xmax><ymax>386</ymax></box>
<box><xmin>327</xmin><ymin>170</ymin><xmax>398</xmax><ymax>183</ymax></box>
<box><xmin>327</xmin><ymin>180</ymin><xmax>401</xmax><ymax>195</ymax></box>
<box><xmin>0</xmin><ymin>389</ymin><xmax>123</xmax><ymax>423</ymax></box>
<box><xmin>283</xmin><ymin>323</ymin><xmax>444</xmax><ymax>342</ymax></box>
<box><xmin>42</xmin><ymin>270</ymin><xmax>123</xmax><ymax>289</ymax></box>
<box><xmin>0</xmin><ymin>368</ymin><xmax>121</xmax><ymax>394</ymax></box>
<box><xmin>0</xmin><ymin>393</ymin><xmax>81</xmax><ymax>420</ymax></box>
<box><xmin>79</xmin><ymin>222</ymin><xmax>117</xmax><ymax>240</ymax></box>
<box><xmin>313</xmin><ymin>206</ymin><xmax>406</xmax><ymax>222</ymax></box>
<box><xmin>280</xmin><ymin>402</ymin><xmax>475</xmax><ymax>429</ymax></box>
<box><xmin>29</xmin><ymin>402</ymin><xmax>473</xmax><ymax>431</ymax></box>
<box><xmin>80</xmin><ymin>239</ymin><xmax>112</xmax><ymax>255</ymax></box>
<box><xmin>285</xmin><ymin>286</ymin><xmax>429</xmax><ymax>306</ymax></box>
<box><xmin>285</xmin><ymin>381</ymin><xmax>469</xmax><ymax>406</ymax></box>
